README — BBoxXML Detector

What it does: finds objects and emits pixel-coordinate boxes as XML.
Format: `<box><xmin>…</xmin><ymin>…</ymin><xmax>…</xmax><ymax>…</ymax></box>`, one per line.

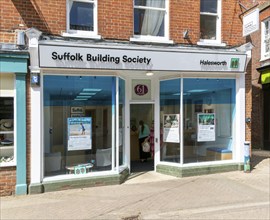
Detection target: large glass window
<box><xmin>183</xmin><ymin>78</ymin><xmax>235</xmax><ymax>163</ymax></box>
<box><xmin>200</xmin><ymin>0</ymin><xmax>221</xmax><ymax>43</ymax></box>
<box><xmin>43</xmin><ymin>75</ymin><xmax>115</xmax><ymax>177</ymax></box>
<box><xmin>160</xmin><ymin>79</ymin><xmax>181</xmax><ymax>163</ymax></box>
<box><xmin>261</xmin><ymin>18</ymin><xmax>270</xmax><ymax>60</ymax></box>
<box><xmin>0</xmin><ymin>73</ymin><xmax>15</xmax><ymax>166</ymax></box>
<box><xmin>133</xmin><ymin>0</ymin><xmax>168</xmax><ymax>40</ymax></box>
<box><xmin>66</xmin><ymin>0</ymin><xmax>98</xmax><ymax>36</ymax></box>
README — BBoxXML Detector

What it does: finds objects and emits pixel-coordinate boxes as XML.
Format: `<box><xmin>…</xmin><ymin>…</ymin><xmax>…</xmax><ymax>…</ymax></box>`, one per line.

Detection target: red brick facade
<box><xmin>0</xmin><ymin>167</ymin><xmax>16</xmax><ymax>196</ymax></box>
<box><xmin>247</xmin><ymin>3</ymin><xmax>270</xmax><ymax>149</ymax></box>
<box><xmin>1</xmin><ymin>0</ymin><xmax>249</xmax><ymax>45</ymax></box>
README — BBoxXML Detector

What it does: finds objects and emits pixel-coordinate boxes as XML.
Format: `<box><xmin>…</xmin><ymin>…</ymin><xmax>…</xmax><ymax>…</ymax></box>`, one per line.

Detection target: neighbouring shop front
<box><xmin>0</xmin><ymin>51</ymin><xmax>28</xmax><ymax>196</ymax></box>
<box><xmin>257</xmin><ymin>65</ymin><xmax>270</xmax><ymax>150</ymax></box>
<box><xmin>28</xmin><ymin>37</ymin><xmax>248</xmax><ymax>193</ymax></box>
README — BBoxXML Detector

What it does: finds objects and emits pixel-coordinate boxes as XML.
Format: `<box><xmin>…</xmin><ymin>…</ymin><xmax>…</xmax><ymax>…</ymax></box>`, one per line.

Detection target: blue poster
<box><xmin>67</xmin><ymin>117</ymin><xmax>92</xmax><ymax>151</ymax></box>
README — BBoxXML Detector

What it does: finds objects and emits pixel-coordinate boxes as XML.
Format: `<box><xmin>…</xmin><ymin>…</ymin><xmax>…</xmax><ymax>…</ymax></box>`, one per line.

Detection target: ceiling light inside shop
<box><xmin>76</xmin><ymin>96</ymin><xmax>92</xmax><ymax>98</ymax></box>
<box><xmin>79</xmin><ymin>92</ymin><xmax>96</xmax><ymax>95</ymax></box>
<box><xmin>83</xmin><ymin>88</ymin><xmax>102</xmax><ymax>92</ymax></box>
<box><xmin>74</xmin><ymin>98</ymin><xmax>88</xmax><ymax>101</ymax></box>
<box><xmin>187</xmin><ymin>89</ymin><xmax>207</xmax><ymax>93</ymax></box>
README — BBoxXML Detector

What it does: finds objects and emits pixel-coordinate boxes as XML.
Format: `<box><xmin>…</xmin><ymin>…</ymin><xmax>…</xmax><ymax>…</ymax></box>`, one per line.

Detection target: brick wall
<box><xmin>249</xmin><ymin>5</ymin><xmax>270</xmax><ymax>149</ymax></box>
<box><xmin>0</xmin><ymin>0</ymin><xmax>251</xmax><ymax>46</ymax></box>
<box><xmin>0</xmin><ymin>167</ymin><xmax>16</xmax><ymax>196</ymax></box>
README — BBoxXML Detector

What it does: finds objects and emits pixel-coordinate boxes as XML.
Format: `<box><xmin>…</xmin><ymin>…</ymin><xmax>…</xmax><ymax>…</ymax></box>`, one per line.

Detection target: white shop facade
<box><xmin>28</xmin><ymin>37</ymin><xmax>248</xmax><ymax>193</ymax></box>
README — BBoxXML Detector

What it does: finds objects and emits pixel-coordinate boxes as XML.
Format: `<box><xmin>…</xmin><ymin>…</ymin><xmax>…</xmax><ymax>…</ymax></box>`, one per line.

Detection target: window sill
<box><xmin>0</xmin><ymin>162</ymin><xmax>16</xmax><ymax>167</ymax></box>
<box><xmin>197</xmin><ymin>41</ymin><xmax>226</xmax><ymax>47</ymax></box>
<box><xmin>62</xmin><ymin>32</ymin><xmax>102</xmax><ymax>40</ymax></box>
<box><xmin>260</xmin><ymin>55</ymin><xmax>270</xmax><ymax>62</ymax></box>
<box><xmin>130</xmin><ymin>37</ymin><xmax>174</xmax><ymax>44</ymax></box>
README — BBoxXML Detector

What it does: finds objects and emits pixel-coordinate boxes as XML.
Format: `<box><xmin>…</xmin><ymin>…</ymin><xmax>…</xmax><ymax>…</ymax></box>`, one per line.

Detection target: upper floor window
<box><xmin>64</xmin><ymin>0</ymin><xmax>100</xmax><ymax>39</ymax></box>
<box><xmin>261</xmin><ymin>18</ymin><xmax>270</xmax><ymax>60</ymax></box>
<box><xmin>199</xmin><ymin>0</ymin><xmax>222</xmax><ymax>46</ymax></box>
<box><xmin>131</xmin><ymin>0</ymin><xmax>172</xmax><ymax>43</ymax></box>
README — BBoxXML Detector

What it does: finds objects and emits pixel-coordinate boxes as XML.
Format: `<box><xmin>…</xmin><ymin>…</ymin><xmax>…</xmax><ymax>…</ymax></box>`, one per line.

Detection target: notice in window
<box><xmin>67</xmin><ymin>117</ymin><xmax>92</xmax><ymax>151</ymax></box>
<box><xmin>163</xmin><ymin>114</ymin><xmax>180</xmax><ymax>143</ymax></box>
<box><xmin>197</xmin><ymin>113</ymin><xmax>215</xmax><ymax>142</ymax></box>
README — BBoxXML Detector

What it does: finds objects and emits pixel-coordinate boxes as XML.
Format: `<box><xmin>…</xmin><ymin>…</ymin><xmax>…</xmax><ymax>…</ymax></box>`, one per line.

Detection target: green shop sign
<box><xmin>230</xmin><ymin>58</ymin><xmax>239</xmax><ymax>68</ymax></box>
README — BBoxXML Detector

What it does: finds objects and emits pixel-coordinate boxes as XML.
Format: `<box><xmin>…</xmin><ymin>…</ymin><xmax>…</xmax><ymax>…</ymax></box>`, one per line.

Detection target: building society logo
<box><xmin>230</xmin><ymin>58</ymin><xmax>239</xmax><ymax>68</ymax></box>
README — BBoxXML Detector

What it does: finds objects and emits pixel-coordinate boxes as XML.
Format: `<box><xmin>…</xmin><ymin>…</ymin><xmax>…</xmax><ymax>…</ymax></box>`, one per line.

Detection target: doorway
<box><xmin>130</xmin><ymin>104</ymin><xmax>154</xmax><ymax>173</ymax></box>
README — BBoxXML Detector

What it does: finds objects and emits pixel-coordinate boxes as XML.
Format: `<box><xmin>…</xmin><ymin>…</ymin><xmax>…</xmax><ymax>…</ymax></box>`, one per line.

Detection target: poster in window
<box><xmin>163</xmin><ymin>114</ymin><xmax>180</xmax><ymax>143</ymax></box>
<box><xmin>67</xmin><ymin>117</ymin><xmax>92</xmax><ymax>151</ymax></box>
<box><xmin>197</xmin><ymin>113</ymin><xmax>215</xmax><ymax>142</ymax></box>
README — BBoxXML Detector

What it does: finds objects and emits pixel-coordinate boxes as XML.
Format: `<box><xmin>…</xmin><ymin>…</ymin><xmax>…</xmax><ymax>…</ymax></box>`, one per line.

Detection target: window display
<box><xmin>183</xmin><ymin>78</ymin><xmax>235</xmax><ymax>163</ymax></box>
<box><xmin>43</xmin><ymin>75</ymin><xmax>115</xmax><ymax>176</ymax></box>
<box><xmin>160</xmin><ymin>78</ymin><xmax>235</xmax><ymax>164</ymax></box>
<box><xmin>0</xmin><ymin>97</ymin><xmax>14</xmax><ymax>166</ymax></box>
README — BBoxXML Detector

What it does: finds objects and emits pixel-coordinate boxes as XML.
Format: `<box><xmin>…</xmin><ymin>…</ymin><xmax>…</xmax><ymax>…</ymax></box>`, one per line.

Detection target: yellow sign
<box><xmin>261</xmin><ymin>70</ymin><xmax>270</xmax><ymax>84</ymax></box>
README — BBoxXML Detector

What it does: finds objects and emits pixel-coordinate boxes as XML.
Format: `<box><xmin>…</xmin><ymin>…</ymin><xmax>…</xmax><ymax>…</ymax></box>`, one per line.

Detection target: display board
<box><xmin>67</xmin><ymin>117</ymin><xmax>92</xmax><ymax>151</ymax></box>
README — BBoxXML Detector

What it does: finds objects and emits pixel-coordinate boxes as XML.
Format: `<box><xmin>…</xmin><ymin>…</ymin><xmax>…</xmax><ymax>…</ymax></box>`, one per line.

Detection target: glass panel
<box><xmin>135</xmin><ymin>0</ymin><xmax>165</xmax><ymax>8</ymax></box>
<box><xmin>119</xmin><ymin>78</ymin><xmax>125</xmax><ymax>166</ymax></box>
<box><xmin>43</xmin><ymin>75</ymin><xmax>115</xmax><ymax>177</ymax></box>
<box><xmin>264</xmin><ymin>21</ymin><xmax>270</xmax><ymax>54</ymax></box>
<box><xmin>134</xmin><ymin>8</ymin><xmax>165</xmax><ymax>36</ymax></box>
<box><xmin>160</xmin><ymin>79</ymin><xmax>181</xmax><ymax>163</ymax></box>
<box><xmin>183</xmin><ymin>78</ymin><xmax>235</xmax><ymax>163</ymax></box>
<box><xmin>0</xmin><ymin>97</ymin><xmax>14</xmax><ymax>166</ymax></box>
<box><xmin>200</xmin><ymin>15</ymin><xmax>217</xmax><ymax>40</ymax></box>
<box><xmin>70</xmin><ymin>1</ymin><xmax>94</xmax><ymax>31</ymax></box>
<box><xmin>200</xmin><ymin>0</ymin><xmax>217</xmax><ymax>13</ymax></box>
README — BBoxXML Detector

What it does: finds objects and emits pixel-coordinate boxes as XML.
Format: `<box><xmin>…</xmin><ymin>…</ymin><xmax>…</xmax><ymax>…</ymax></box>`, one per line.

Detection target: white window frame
<box><xmin>198</xmin><ymin>0</ymin><xmax>225</xmax><ymax>47</ymax></box>
<box><xmin>63</xmin><ymin>0</ymin><xmax>101</xmax><ymax>39</ymax></box>
<box><xmin>261</xmin><ymin>18</ymin><xmax>270</xmax><ymax>61</ymax></box>
<box><xmin>130</xmin><ymin>0</ymin><xmax>173</xmax><ymax>44</ymax></box>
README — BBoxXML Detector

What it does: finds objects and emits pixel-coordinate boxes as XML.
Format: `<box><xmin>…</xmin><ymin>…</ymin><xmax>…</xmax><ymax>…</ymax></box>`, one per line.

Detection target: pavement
<box><xmin>0</xmin><ymin>150</ymin><xmax>269</xmax><ymax>220</ymax></box>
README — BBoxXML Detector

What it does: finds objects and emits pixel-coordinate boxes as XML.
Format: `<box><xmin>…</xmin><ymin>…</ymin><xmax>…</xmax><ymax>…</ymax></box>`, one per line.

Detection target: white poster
<box><xmin>67</xmin><ymin>117</ymin><xmax>92</xmax><ymax>151</ymax></box>
<box><xmin>163</xmin><ymin>114</ymin><xmax>180</xmax><ymax>143</ymax></box>
<box><xmin>197</xmin><ymin>113</ymin><xmax>215</xmax><ymax>142</ymax></box>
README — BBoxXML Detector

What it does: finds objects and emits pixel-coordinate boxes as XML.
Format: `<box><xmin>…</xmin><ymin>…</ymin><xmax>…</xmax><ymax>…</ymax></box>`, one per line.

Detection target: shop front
<box><xmin>0</xmin><ymin>51</ymin><xmax>28</xmax><ymax>196</ymax></box>
<box><xmin>28</xmin><ymin>39</ymin><xmax>247</xmax><ymax>193</ymax></box>
<box><xmin>257</xmin><ymin>65</ymin><xmax>270</xmax><ymax>150</ymax></box>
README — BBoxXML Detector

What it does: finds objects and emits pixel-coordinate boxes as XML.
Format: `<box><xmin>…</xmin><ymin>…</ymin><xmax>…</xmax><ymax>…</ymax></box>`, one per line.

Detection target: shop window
<box><xmin>43</xmin><ymin>75</ymin><xmax>115</xmax><ymax>177</ymax></box>
<box><xmin>0</xmin><ymin>97</ymin><xmax>15</xmax><ymax>166</ymax></box>
<box><xmin>261</xmin><ymin>18</ymin><xmax>270</xmax><ymax>60</ymax></box>
<box><xmin>199</xmin><ymin>0</ymin><xmax>222</xmax><ymax>45</ymax></box>
<box><xmin>0</xmin><ymin>73</ymin><xmax>15</xmax><ymax>167</ymax></box>
<box><xmin>63</xmin><ymin>0</ymin><xmax>100</xmax><ymax>38</ymax></box>
<box><xmin>183</xmin><ymin>78</ymin><xmax>235</xmax><ymax>163</ymax></box>
<box><xmin>160</xmin><ymin>79</ymin><xmax>181</xmax><ymax>163</ymax></box>
<box><xmin>132</xmin><ymin>0</ymin><xmax>171</xmax><ymax>43</ymax></box>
